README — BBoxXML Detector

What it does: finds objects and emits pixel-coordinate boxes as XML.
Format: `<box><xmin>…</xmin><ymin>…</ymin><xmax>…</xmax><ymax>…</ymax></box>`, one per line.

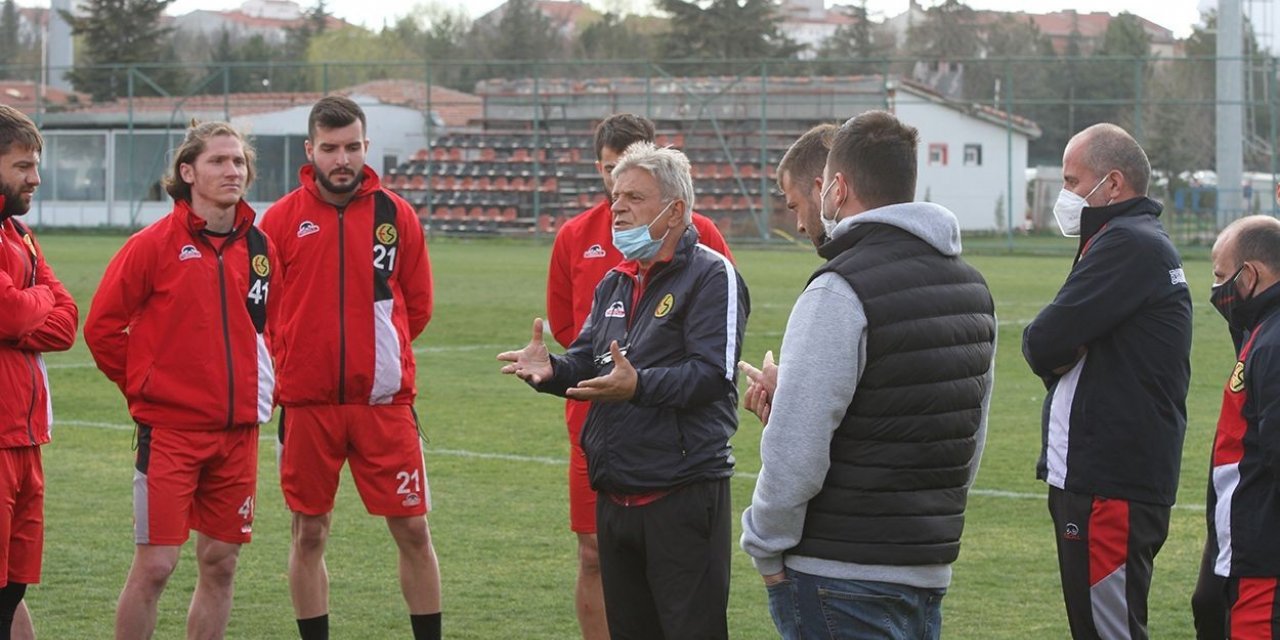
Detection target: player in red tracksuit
<box><xmin>544</xmin><ymin>113</ymin><xmax>732</xmax><ymax>639</ymax></box>
<box><xmin>259</xmin><ymin>96</ymin><xmax>440</xmax><ymax>640</ymax></box>
<box><xmin>0</xmin><ymin>105</ymin><xmax>77</xmax><ymax>640</ymax></box>
<box><xmin>84</xmin><ymin>122</ymin><xmax>275</xmax><ymax>640</ymax></box>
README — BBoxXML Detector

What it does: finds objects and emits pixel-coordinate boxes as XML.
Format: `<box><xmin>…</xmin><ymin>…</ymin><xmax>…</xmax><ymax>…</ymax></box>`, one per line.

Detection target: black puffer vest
<box><xmin>789</xmin><ymin>222</ymin><xmax>996</xmax><ymax>566</ymax></box>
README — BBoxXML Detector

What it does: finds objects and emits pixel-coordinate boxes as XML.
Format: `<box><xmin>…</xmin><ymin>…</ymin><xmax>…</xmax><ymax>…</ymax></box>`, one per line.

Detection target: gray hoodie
<box><xmin>739</xmin><ymin>201</ymin><xmax>995</xmax><ymax>589</ymax></box>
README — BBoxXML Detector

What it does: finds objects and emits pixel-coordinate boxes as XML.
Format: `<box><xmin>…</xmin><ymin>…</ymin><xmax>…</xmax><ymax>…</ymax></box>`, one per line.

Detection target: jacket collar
<box><xmin>299</xmin><ymin>164</ymin><xmax>383</xmax><ymax>206</ymax></box>
<box><xmin>175</xmin><ymin>198</ymin><xmax>257</xmax><ymax>240</ymax></box>
<box><xmin>1078</xmin><ymin>197</ymin><xmax>1161</xmax><ymax>245</ymax></box>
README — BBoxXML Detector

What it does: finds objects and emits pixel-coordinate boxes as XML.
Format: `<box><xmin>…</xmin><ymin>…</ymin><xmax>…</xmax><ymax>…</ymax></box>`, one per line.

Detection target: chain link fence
<box><xmin>8</xmin><ymin>56</ymin><xmax>1278</xmax><ymax>250</ymax></box>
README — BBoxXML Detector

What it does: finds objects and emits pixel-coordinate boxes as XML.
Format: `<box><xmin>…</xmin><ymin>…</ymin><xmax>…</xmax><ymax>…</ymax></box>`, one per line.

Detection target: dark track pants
<box><xmin>1226</xmin><ymin>577</ymin><xmax>1280</xmax><ymax>640</ymax></box>
<box><xmin>596</xmin><ymin>479</ymin><xmax>731</xmax><ymax>640</ymax></box>
<box><xmin>1048</xmin><ymin>487</ymin><xmax>1170</xmax><ymax>640</ymax></box>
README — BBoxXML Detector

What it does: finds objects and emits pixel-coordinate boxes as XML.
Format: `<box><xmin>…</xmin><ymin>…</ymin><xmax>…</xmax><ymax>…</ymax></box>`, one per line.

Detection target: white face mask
<box><xmin>818</xmin><ymin>178</ymin><xmax>839</xmax><ymax>237</ymax></box>
<box><xmin>1052</xmin><ymin>174</ymin><xmax>1110</xmax><ymax>237</ymax></box>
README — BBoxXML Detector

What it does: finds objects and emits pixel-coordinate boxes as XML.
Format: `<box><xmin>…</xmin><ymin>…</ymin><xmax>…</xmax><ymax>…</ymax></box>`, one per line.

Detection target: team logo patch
<box><xmin>402</xmin><ymin>493</ymin><xmax>421</xmax><ymax>508</ymax></box>
<box><xmin>1063</xmin><ymin>522</ymin><xmax>1080</xmax><ymax>541</ymax></box>
<box><xmin>296</xmin><ymin>221</ymin><xmax>320</xmax><ymax>238</ymax></box>
<box><xmin>240</xmin><ymin>523</ymin><xmax>253</xmax><ymax>534</ymax></box>
<box><xmin>178</xmin><ymin>244</ymin><xmax>202</xmax><ymax>261</ymax></box>
<box><xmin>1169</xmin><ymin>268</ymin><xmax>1187</xmax><ymax>285</ymax></box>
<box><xmin>252</xmin><ymin>254</ymin><xmax>270</xmax><ymax>277</ymax></box>
<box><xmin>1230</xmin><ymin>361</ymin><xmax>1246</xmax><ymax>393</ymax></box>
<box><xmin>604</xmin><ymin>301</ymin><xmax>626</xmax><ymax>318</ymax></box>
<box><xmin>583</xmin><ymin>244</ymin><xmax>607</xmax><ymax>259</ymax></box>
<box><xmin>655</xmin><ymin>293</ymin><xmax>675</xmax><ymax>318</ymax></box>
<box><xmin>376</xmin><ymin>223</ymin><xmax>398</xmax><ymax>245</ymax></box>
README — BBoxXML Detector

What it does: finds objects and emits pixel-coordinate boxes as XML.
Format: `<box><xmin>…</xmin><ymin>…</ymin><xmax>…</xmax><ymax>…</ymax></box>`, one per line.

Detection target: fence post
<box><xmin>1132</xmin><ymin>55</ymin><xmax>1144</xmax><ymax>141</ymax></box>
<box><xmin>1271</xmin><ymin>55</ymin><xmax>1278</xmax><ymax>217</ymax></box>
<box><xmin>126</xmin><ymin>67</ymin><xmax>136</xmax><ymax>228</ymax></box>
<box><xmin>1004</xmin><ymin>57</ymin><xmax>1014</xmax><ymax>251</ymax></box>
<box><xmin>532</xmin><ymin>62</ymin><xmax>542</xmax><ymax>240</ymax></box>
<box><xmin>758</xmin><ymin>60</ymin><xmax>770</xmax><ymax>242</ymax></box>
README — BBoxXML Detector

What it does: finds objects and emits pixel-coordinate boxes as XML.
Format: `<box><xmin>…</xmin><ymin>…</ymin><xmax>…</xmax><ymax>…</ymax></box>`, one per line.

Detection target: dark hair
<box><xmin>1078</xmin><ymin>123</ymin><xmax>1151</xmax><ymax>196</ymax></box>
<box><xmin>777</xmin><ymin>123</ymin><xmax>838</xmax><ymax>190</ymax></box>
<box><xmin>1232</xmin><ymin>216</ymin><xmax>1280</xmax><ymax>273</ymax></box>
<box><xmin>163</xmin><ymin>121</ymin><xmax>256</xmax><ymax>202</ymax></box>
<box><xmin>593</xmin><ymin>114</ymin><xmax>655</xmax><ymax>161</ymax></box>
<box><xmin>828</xmin><ymin>110</ymin><xmax>918</xmax><ymax>209</ymax></box>
<box><xmin>0</xmin><ymin>104</ymin><xmax>43</xmax><ymax>157</ymax></box>
<box><xmin>309</xmin><ymin>96</ymin><xmax>366</xmax><ymax>140</ymax></box>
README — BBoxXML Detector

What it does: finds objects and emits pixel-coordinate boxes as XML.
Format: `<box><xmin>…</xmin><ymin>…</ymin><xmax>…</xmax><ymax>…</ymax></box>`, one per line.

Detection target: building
<box><xmin>171</xmin><ymin>0</ymin><xmax>349</xmax><ymax>46</ymax></box>
<box><xmin>18</xmin><ymin>79</ymin><xmax>481</xmax><ymax>227</ymax></box>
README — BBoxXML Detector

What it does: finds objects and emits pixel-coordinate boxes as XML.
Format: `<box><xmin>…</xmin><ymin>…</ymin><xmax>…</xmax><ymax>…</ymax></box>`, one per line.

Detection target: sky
<box><xmin>17</xmin><ymin>0</ymin><xmax>1278</xmax><ymax>45</ymax></box>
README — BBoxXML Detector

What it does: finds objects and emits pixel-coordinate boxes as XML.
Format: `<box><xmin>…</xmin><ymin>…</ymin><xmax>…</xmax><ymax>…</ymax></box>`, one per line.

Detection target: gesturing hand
<box><xmin>565</xmin><ymin>340</ymin><xmax>637</xmax><ymax>403</ymax></box>
<box><xmin>738</xmin><ymin>350</ymin><xmax>777</xmax><ymax>425</ymax></box>
<box><xmin>497</xmin><ymin>318</ymin><xmax>554</xmax><ymax>384</ymax></box>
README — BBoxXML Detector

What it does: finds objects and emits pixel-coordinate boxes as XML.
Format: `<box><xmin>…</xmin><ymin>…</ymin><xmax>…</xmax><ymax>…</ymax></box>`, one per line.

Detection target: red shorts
<box><xmin>566</xmin><ymin>400</ymin><xmax>597</xmax><ymax>534</ymax></box>
<box><xmin>0</xmin><ymin>446</ymin><xmax>43</xmax><ymax>587</ymax></box>
<box><xmin>278</xmin><ymin>404</ymin><xmax>430</xmax><ymax>517</ymax></box>
<box><xmin>134</xmin><ymin>425</ymin><xmax>258</xmax><ymax>546</ymax></box>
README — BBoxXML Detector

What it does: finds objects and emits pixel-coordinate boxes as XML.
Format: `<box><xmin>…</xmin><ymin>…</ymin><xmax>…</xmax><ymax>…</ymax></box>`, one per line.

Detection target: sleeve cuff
<box><xmin>752</xmin><ymin>555</ymin><xmax>785</xmax><ymax>576</ymax></box>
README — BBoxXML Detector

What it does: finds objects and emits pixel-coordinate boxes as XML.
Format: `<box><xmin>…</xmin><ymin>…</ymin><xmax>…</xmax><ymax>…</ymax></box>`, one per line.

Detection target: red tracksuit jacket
<box><xmin>85</xmin><ymin>199</ymin><xmax>277</xmax><ymax>429</ymax></box>
<box><xmin>260</xmin><ymin>165</ymin><xmax>432</xmax><ymax>406</ymax></box>
<box><xmin>0</xmin><ymin>214</ymin><xmax>78</xmax><ymax>447</ymax></box>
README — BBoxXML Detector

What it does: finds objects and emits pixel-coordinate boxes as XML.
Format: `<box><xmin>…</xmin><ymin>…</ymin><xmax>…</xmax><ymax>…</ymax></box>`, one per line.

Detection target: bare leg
<box><xmin>575</xmin><ymin>533</ymin><xmax>609</xmax><ymax>640</ymax></box>
<box><xmin>288</xmin><ymin>512</ymin><xmax>332</xmax><ymax>619</ymax></box>
<box><xmin>11</xmin><ymin>600</ymin><xmax>33</xmax><ymax>640</ymax></box>
<box><xmin>186</xmin><ymin>534</ymin><xmax>242</xmax><ymax>640</ymax></box>
<box><xmin>115</xmin><ymin>545</ymin><xmax>181</xmax><ymax>640</ymax></box>
<box><xmin>385</xmin><ymin>515</ymin><xmax>441</xmax><ymax>614</ymax></box>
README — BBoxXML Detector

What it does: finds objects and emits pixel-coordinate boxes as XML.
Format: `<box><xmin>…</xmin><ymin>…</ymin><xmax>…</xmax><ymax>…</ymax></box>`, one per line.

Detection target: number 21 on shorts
<box><xmin>396</xmin><ymin>468</ymin><xmax>423</xmax><ymax>508</ymax></box>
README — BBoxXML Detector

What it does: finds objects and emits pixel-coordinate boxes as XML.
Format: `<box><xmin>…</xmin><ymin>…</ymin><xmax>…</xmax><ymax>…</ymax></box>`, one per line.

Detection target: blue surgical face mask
<box><xmin>612</xmin><ymin>201</ymin><xmax>674</xmax><ymax>261</ymax></box>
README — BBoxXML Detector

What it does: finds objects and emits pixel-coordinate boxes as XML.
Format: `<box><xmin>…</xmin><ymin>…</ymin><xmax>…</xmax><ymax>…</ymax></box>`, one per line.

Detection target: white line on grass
<box><xmin>57</xmin><ymin>419</ymin><xmax>1206</xmax><ymax>511</ymax></box>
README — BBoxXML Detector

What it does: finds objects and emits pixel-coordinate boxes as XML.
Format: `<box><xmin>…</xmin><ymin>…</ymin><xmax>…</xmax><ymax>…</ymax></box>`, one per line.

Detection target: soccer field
<box><xmin>26</xmin><ymin>232</ymin><xmax>1225</xmax><ymax>638</ymax></box>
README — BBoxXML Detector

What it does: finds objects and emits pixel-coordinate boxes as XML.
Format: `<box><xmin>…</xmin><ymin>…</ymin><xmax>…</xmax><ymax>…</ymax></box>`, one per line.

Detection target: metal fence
<box><xmin>7</xmin><ymin>56</ymin><xmax>1278</xmax><ymax>250</ymax></box>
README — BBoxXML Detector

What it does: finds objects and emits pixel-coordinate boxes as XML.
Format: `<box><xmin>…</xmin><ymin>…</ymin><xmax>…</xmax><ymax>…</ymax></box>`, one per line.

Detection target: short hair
<box><xmin>1077</xmin><ymin>123</ymin><xmax>1151</xmax><ymax>196</ymax></box>
<box><xmin>612</xmin><ymin>141</ymin><xmax>695</xmax><ymax>224</ymax></box>
<box><xmin>1226</xmin><ymin>215</ymin><xmax>1280</xmax><ymax>273</ymax></box>
<box><xmin>309</xmin><ymin>96</ymin><xmax>366</xmax><ymax>140</ymax></box>
<box><xmin>827</xmin><ymin>110</ymin><xmax>918</xmax><ymax>209</ymax></box>
<box><xmin>777</xmin><ymin>123</ymin><xmax>838</xmax><ymax>190</ymax></box>
<box><xmin>164</xmin><ymin>121</ymin><xmax>256</xmax><ymax>203</ymax></box>
<box><xmin>594</xmin><ymin>114</ymin><xmax>655</xmax><ymax>161</ymax></box>
<box><xmin>0</xmin><ymin>104</ymin><xmax>43</xmax><ymax>157</ymax></box>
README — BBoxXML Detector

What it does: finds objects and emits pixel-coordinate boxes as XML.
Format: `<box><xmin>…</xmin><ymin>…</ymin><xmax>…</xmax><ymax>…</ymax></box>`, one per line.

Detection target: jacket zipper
<box><xmin>623</xmin><ymin>264</ymin><xmax>686</xmax><ymax>457</ymax></box>
<box><xmin>336</xmin><ymin>206</ymin><xmax>347</xmax><ymax>404</ymax></box>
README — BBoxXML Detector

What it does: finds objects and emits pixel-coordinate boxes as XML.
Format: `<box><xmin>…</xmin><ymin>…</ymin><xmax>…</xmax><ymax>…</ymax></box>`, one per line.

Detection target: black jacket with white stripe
<box><xmin>538</xmin><ymin>227</ymin><xmax>750</xmax><ymax>495</ymax></box>
<box><xmin>1023</xmin><ymin>197</ymin><xmax>1192</xmax><ymax>506</ymax></box>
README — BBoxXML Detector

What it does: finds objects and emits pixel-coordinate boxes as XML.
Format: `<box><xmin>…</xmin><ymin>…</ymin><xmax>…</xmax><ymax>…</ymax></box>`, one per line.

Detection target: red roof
<box><xmin>0</xmin><ymin>81</ymin><xmax>88</xmax><ymax>114</ymax></box>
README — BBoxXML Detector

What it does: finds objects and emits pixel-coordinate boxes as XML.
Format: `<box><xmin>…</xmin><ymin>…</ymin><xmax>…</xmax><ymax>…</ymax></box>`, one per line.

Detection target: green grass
<box><xmin>26</xmin><ymin>233</ymin><xmax>1226</xmax><ymax>638</ymax></box>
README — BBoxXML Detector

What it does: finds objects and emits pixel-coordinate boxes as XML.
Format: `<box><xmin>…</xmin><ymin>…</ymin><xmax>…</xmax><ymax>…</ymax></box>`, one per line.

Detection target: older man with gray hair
<box><xmin>1023</xmin><ymin>123</ymin><xmax>1192</xmax><ymax>640</ymax></box>
<box><xmin>499</xmin><ymin>142</ymin><xmax>750</xmax><ymax>639</ymax></box>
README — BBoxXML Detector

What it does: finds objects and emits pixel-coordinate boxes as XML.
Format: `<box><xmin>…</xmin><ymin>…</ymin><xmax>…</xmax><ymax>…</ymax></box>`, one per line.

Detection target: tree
<box><xmin>1072</xmin><ymin>12</ymin><xmax>1151</xmax><ymax>131</ymax></box>
<box><xmin>814</xmin><ymin>0</ymin><xmax>896</xmax><ymax>75</ymax></box>
<box><xmin>306</xmin><ymin>26</ymin><xmax>418</xmax><ymax>90</ymax></box>
<box><xmin>906</xmin><ymin>0</ymin><xmax>980</xmax><ymax>60</ymax></box>
<box><xmin>61</xmin><ymin>0</ymin><xmax>186</xmax><ymax>101</ymax></box>
<box><xmin>278</xmin><ymin>0</ymin><xmax>332</xmax><ymax>91</ymax></box>
<box><xmin>475</xmin><ymin>0</ymin><xmax>567</xmax><ymax>62</ymax></box>
<box><xmin>0</xmin><ymin>0</ymin><xmax>20</xmax><ymax>78</ymax></box>
<box><xmin>657</xmin><ymin>0</ymin><xmax>801</xmax><ymax>62</ymax></box>
<box><xmin>576</xmin><ymin>12</ymin><xmax>657</xmax><ymax>62</ymax></box>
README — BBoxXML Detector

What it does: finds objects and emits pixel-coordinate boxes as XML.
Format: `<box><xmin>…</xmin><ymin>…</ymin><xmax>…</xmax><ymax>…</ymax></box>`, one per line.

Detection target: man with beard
<box><xmin>85</xmin><ymin>121</ymin><xmax>274</xmax><ymax>639</ymax></box>
<box><xmin>0</xmin><ymin>104</ymin><xmax>77</xmax><ymax>640</ymax></box>
<box><xmin>260</xmin><ymin>96</ymin><xmax>440</xmax><ymax>640</ymax></box>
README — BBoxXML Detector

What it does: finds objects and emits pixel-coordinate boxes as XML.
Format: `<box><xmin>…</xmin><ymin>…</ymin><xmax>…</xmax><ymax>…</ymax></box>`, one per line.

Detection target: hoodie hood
<box><xmin>826</xmin><ymin>202</ymin><xmax>962</xmax><ymax>257</ymax></box>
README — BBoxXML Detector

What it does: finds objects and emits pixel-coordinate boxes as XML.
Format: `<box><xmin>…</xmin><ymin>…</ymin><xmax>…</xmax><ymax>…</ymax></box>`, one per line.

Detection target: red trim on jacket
<box><xmin>0</xmin><ymin>217</ymin><xmax>78</xmax><ymax>447</ymax></box>
<box><xmin>260</xmin><ymin>164</ymin><xmax>433</xmax><ymax>406</ymax></box>
<box><xmin>85</xmin><ymin>199</ymin><xmax>275</xmax><ymax>430</ymax></box>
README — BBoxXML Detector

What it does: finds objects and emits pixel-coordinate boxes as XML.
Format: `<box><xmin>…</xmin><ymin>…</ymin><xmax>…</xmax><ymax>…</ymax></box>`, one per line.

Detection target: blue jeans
<box><xmin>766</xmin><ymin>568</ymin><xmax>946</xmax><ymax>640</ymax></box>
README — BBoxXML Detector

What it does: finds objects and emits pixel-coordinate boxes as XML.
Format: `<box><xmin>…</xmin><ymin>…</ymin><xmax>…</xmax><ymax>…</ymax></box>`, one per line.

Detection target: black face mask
<box><xmin>1211</xmin><ymin>265</ymin><xmax>1257</xmax><ymax>331</ymax></box>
